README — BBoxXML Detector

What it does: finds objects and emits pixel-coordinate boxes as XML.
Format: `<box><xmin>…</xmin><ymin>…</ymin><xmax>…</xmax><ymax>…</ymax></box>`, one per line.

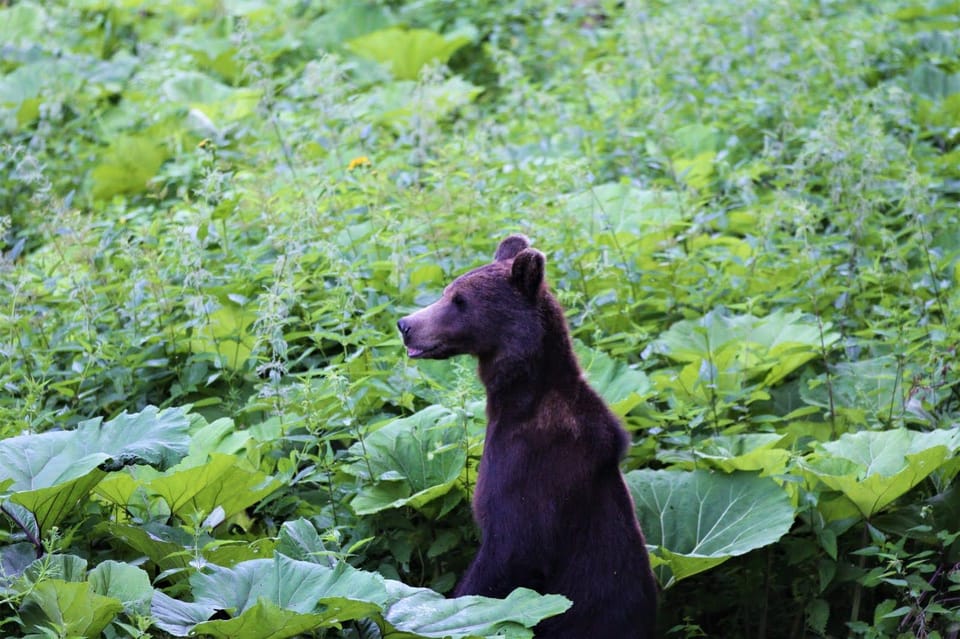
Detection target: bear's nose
<box><xmin>397</xmin><ymin>318</ymin><xmax>411</xmax><ymax>337</ymax></box>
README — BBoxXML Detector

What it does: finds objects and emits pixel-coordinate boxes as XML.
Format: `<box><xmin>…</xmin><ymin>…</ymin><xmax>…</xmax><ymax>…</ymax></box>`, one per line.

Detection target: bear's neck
<box><xmin>477</xmin><ymin>297</ymin><xmax>582</xmax><ymax>423</ymax></box>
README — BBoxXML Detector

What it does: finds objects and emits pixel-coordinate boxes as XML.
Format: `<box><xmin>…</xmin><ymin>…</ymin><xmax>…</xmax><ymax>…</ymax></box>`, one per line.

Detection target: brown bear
<box><xmin>397</xmin><ymin>235</ymin><xmax>657</xmax><ymax>639</ymax></box>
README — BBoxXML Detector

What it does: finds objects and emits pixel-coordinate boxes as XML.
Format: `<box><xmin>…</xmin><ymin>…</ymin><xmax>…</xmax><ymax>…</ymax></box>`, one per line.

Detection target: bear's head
<box><xmin>397</xmin><ymin>235</ymin><xmax>547</xmax><ymax>362</ymax></box>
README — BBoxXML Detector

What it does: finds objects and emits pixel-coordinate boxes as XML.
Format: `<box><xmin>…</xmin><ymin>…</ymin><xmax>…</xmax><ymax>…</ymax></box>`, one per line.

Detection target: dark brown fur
<box><xmin>398</xmin><ymin>235</ymin><xmax>656</xmax><ymax>639</ymax></box>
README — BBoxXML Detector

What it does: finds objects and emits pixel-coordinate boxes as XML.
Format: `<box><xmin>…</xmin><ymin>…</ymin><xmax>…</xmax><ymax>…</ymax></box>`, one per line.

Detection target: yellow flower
<box><xmin>348</xmin><ymin>155</ymin><xmax>371</xmax><ymax>170</ymax></box>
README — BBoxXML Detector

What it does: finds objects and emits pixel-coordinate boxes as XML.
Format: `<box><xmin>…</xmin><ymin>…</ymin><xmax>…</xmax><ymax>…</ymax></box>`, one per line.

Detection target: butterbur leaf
<box><xmin>800</xmin><ymin>356</ymin><xmax>930</xmax><ymax>423</ymax></box>
<box><xmin>383</xmin><ymin>581</ymin><xmax>571</xmax><ymax>638</ymax></box>
<box><xmin>576</xmin><ymin>341</ymin><xmax>652</xmax><ymax>416</ymax></box>
<box><xmin>627</xmin><ymin>469</ymin><xmax>796</xmax><ymax>586</ymax></box>
<box><xmin>801</xmin><ymin>428</ymin><xmax>960</xmax><ymax>519</ymax></box>
<box><xmin>564</xmin><ymin>182</ymin><xmax>685</xmax><ymax>233</ymax></box>
<box><xmin>91</xmin><ymin>134</ymin><xmax>168</xmax><ymax>200</ymax></box>
<box><xmin>151</xmin><ymin>591</ymin><xmax>217</xmax><ymax>636</ymax></box>
<box><xmin>151</xmin><ymin>554</ymin><xmax>387</xmax><ymax>637</ymax></box>
<box><xmin>345</xmin><ymin>27</ymin><xmax>473</xmax><ymax>80</ymax></box>
<box><xmin>192</xmin><ymin>599</ymin><xmax>362</xmax><ymax>639</ymax></box>
<box><xmin>0</xmin><ymin>501</ymin><xmax>40</xmax><ymax>549</ymax></box>
<box><xmin>105</xmin><ymin>522</ymin><xmax>193</xmax><ymax>574</ymax></box>
<box><xmin>187</xmin><ymin>305</ymin><xmax>258</xmax><ymax>371</ymax></box>
<box><xmin>192</xmin><ymin>555</ymin><xmax>387</xmax><ymax>613</ymax></box>
<box><xmin>276</xmin><ymin>518</ymin><xmax>331</xmax><ymax>565</ymax></box>
<box><xmin>365</xmin><ymin>76</ymin><xmax>483</xmax><ymax>130</ymax></box>
<box><xmin>0</xmin><ymin>406</ymin><xmax>190</xmax><ymax>533</ymax></box>
<box><xmin>0</xmin><ymin>543</ymin><xmax>37</xmax><ymax>589</ymax></box>
<box><xmin>691</xmin><ymin>433</ymin><xmax>791</xmax><ymax>475</ymax></box>
<box><xmin>0</xmin><ymin>2</ymin><xmax>46</xmax><ymax>45</ymax></box>
<box><xmin>162</xmin><ymin>71</ymin><xmax>260</xmax><ymax>123</ymax></box>
<box><xmin>24</xmin><ymin>554</ymin><xmax>87</xmax><ymax>584</ymax></box>
<box><xmin>148</xmin><ymin>453</ymin><xmax>282</xmax><ymax>520</ymax></box>
<box><xmin>88</xmin><ymin>561</ymin><xmax>153</xmax><ymax>616</ymax></box>
<box><xmin>344</xmin><ymin>405</ymin><xmax>467</xmax><ymax>515</ymax></box>
<box><xmin>20</xmin><ymin>580</ymin><xmax>123</xmax><ymax>637</ymax></box>
<box><xmin>650</xmin><ymin>310</ymin><xmax>838</xmax><ymax>404</ymax></box>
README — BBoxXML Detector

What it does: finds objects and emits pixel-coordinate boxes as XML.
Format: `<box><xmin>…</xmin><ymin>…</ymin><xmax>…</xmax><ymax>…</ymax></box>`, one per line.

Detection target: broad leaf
<box><xmin>150</xmin><ymin>592</ymin><xmax>216</xmax><ymax>637</ymax></box>
<box><xmin>801</xmin><ymin>428</ymin><xmax>960</xmax><ymax>519</ymax></box>
<box><xmin>691</xmin><ymin>434</ymin><xmax>791</xmax><ymax>475</ymax></box>
<box><xmin>20</xmin><ymin>580</ymin><xmax>123</xmax><ymax>637</ymax></box>
<box><xmin>0</xmin><ymin>406</ymin><xmax>190</xmax><ymax>533</ymax></box>
<box><xmin>88</xmin><ymin>560</ymin><xmax>153</xmax><ymax>617</ymax></box>
<box><xmin>192</xmin><ymin>599</ymin><xmax>361</xmax><ymax>639</ymax></box>
<box><xmin>24</xmin><ymin>554</ymin><xmax>88</xmax><ymax>584</ymax></box>
<box><xmin>365</xmin><ymin>76</ymin><xmax>483</xmax><ymax>130</ymax></box>
<box><xmin>302</xmin><ymin>3</ymin><xmax>391</xmax><ymax>50</ymax></box>
<box><xmin>576</xmin><ymin>341</ymin><xmax>652</xmax><ymax>416</ymax></box>
<box><xmin>106</xmin><ymin>522</ymin><xmax>274</xmax><ymax>573</ymax></box>
<box><xmin>187</xmin><ymin>305</ymin><xmax>259</xmax><ymax>371</ymax></box>
<box><xmin>151</xmin><ymin>554</ymin><xmax>388</xmax><ymax>637</ymax></box>
<box><xmin>90</xmin><ymin>134</ymin><xmax>168</xmax><ymax>200</ymax></box>
<box><xmin>627</xmin><ymin>469</ymin><xmax>796</xmax><ymax>586</ymax></box>
<box><xmin>345</xmin><ymin>27</ymin><xmax>474</xmax><ymax>80</ymax></box>
<box><xmin>384</xmin><ymin>582</ymin><xmax>571</xmax><ymax>639</ymax></box>
<box><xmin>345</xmin><ymin>405</ymin><xmax>467</xmax><ymax>515</ymax></box>
<box><xmin>0</xmin><ymin>2</ymin><xmax>46</xmax><ymax>46</ymax></box>
<box><xmin>562</xmin><ymin>182</ymin><xmax>687</xmax><ymax>275</ymax></box>
<box><xmin>650</xmin><ymin>310</ymin><xmax>839</xmax><ymax>405</ymax></box>
<box><xmin>276</xmin><ymin>518</ymin><xmax>332</xmax><ymax>565</ymax></box>
<box><xmin>148</xmin><ymin>453</ymin><xmax>282</xmax><ymax>520</ymax></box>
<box><xmin>189</xmin><ymin>555</ymin><xmax>387</xmax><ymax>612</ymax></box>
<box><xmin>103</xmin><ymin>523</ymin><xmax>192</xmax><ymax>574</ymax></box>
<box><xmin>0</xmin><ymin>543</ymin><xmax>37</xmax><ymax>591</ymax></box>
<box><xmin>800</xmin><ymin>356</ymin><xmax>934</xmax><ymax>424</ymax></box>
<box><xmin>162</xmin><ymin>71</ymin><xmax>261</xmax><ymax>124</ymax></box>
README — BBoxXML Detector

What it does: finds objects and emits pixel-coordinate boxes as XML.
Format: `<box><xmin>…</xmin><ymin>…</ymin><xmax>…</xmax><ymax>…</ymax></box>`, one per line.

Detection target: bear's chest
<box><xmin>471</xmin><ymin>424</ymin><xmax>584</xmax><ymax>529</ymax></box>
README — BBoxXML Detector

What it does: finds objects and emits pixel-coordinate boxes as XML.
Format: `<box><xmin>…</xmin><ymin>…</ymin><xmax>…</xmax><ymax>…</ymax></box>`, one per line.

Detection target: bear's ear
<box><xmin>494</xmin><ymin>235</ymin><xmax>530</xmax><ymax>262</ymax></box>
<box><xmin>510</xmin><ymin>248</ymin><xmax>545</xmax><ymax>299</ymax></box>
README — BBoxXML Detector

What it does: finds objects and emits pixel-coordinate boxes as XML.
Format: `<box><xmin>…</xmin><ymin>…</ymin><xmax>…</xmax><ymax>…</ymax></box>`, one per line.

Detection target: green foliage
<box><xmin>1</xmin><ymin>0</ymin><xmax>959</xmax><ymax>637</ymax></box>
<box><xmin>627</xmin><ymin>470</ymin><xmax>796</xmax><ymax>586</ymax></box>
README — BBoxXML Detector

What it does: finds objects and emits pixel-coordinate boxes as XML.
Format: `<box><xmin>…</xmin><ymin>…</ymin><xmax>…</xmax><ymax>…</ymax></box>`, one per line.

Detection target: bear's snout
<box><xmin>397</xmin><ymin>314</ymin><xmax>429</xmax><ymax>358</ymax></box>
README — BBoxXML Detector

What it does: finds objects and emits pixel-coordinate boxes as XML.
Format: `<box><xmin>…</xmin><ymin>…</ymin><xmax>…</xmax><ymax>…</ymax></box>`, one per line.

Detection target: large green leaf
<box><xmin>0</xmin><ymin>407</ymin><xmax>191</xmax><ymax>533</ymax></box>
<box><xmin>0</xmin><ymin>2</ymin><xmax>46</xmax><ymax>46</ymax></box>
<box><xmin>162</xmin><ymin>71</ymin><xmax>261</xmax><ymax>124</ymax></box>
<box><xmin>691</xmin><ymin>434</ymin><xmax>792</xmax><ymax>475</ymax></box>
<box><xmin>801</xmin><ymin>428</ymin><xmax>960</xmax><ymax>519</ymax></box>
<box><xmin>345</xmin><ymin>27</ymin><xmax>474</xmax><ymax>80</ymax></box>
<box><xmin>364</xmin><ymin>76</ymin><xmax>483</xmax><ymax>130</ymax></box>
<box><xmin>20</xmin><ymin>580</ymin><xmax>123</xmax><ymax>638</ymax></box>
<box><xmin>147</xmin><ymin>453</ymin><xmax>282</xmax><ymax>520</ymax></box>
<box><xmin>383</xmin><ymin>582</ymin><xmax>571</xmax><ymax>639</ymax></box>
<box><xmin>563</xmin><ymin>182</ymin><xmax>685</xmax><ymax>234</ymax></box>
<box><xmin>302</xmin><ymin>3</ymin><xmax>391</xmax><ymax>51</ymax></box>
<box><xmin>576</xmin><ymin>341</ymin><xmax>652</xmax><ymax>416</ymax></box>
<box><xmin>276</xmin><ymin>518</ymin><xmax>332</xmax><ymax>565</ymax></box>
<box><xmin>88</xmin><ymin>561</ymin><xmax>153</xmax><ymax>617</ymax></box>
<box><xmin>799</xmin><ymin>356</ymin><xmax>934</xmax><ymax>424</ymax></box>
<box><xmin>650</xmin><ymin>309</ymin><xmax>839</xmax><ymax>405</ymax></box>
<box><xmin>90</xmin><ymin>134</ymin><xmax>169</xmax><ymax>201</ymax></box>
<box><xmin>627</xmin><ymin>469</ymin><xmax>796</xmax><ymax>586</ymax></box>
<box><xmin>151</xmin><ymin>554</ymin><xmax>388</xmax><ymax>638</ymax></box>
<box><xmin>345</xmin><ymin>405</ymin><xmax>467</xmax><ymax>515</ymax></box>
<box><xmin>192</xmin><ymin>600</ymin><xmax>359</xmax><ymax>639</ymax></box>
<box><xmin>186</xmin><ymin>305</ymin><xmax>259</xmax><ymax>371</ymax></box>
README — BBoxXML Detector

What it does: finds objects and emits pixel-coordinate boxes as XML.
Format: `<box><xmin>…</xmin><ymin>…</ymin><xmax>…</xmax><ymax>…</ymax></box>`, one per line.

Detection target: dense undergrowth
<box><xmin>1</xmin><ymin>0</ymin><xmax>960</xmax><ymax>637</ymax></box>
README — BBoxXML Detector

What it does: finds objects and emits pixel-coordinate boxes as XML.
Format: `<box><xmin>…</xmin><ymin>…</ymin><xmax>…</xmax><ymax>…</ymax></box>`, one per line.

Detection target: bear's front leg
<box><xmin>454</xmin><ymin>540</ymin><xmax>546</xmax><ymax>599</ymax></box>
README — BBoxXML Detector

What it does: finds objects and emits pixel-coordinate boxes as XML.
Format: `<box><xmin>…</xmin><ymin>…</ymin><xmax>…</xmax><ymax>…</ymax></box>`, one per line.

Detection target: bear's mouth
<box><xmin>405</xmin><ymin>343</ymin><xmax>447</xmax><ymax>359</ymax></box>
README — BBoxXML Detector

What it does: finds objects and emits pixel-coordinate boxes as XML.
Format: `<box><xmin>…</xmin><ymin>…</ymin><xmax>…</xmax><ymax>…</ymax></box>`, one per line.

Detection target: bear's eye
<box><xmin>452</xmin><ymin>293</ymin><xmax>467</xmax><ymax>310</ymax></box>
